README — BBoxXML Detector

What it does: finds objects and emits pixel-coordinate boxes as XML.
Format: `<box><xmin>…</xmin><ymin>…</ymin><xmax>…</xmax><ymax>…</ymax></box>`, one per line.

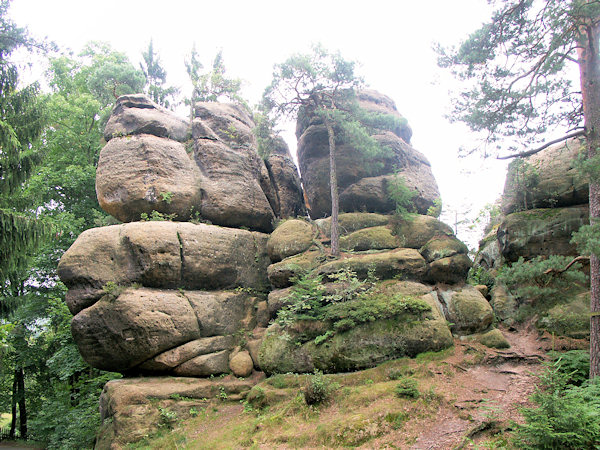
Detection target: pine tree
<box><xmin>437</xmin><ymin>0</ymin><xmax>600</xmax><ymax>378</ymax></box>
<box><xmin>140</xmin><ymin>39</ymin><xmax>179</xmax><ymax>108</ymax></box>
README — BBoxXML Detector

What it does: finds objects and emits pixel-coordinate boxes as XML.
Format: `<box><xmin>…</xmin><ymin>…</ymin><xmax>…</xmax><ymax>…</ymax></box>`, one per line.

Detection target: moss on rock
<box><xmin>315</xmin><ymin>212</ymin><xmax>390</xmax><ymax>237</ymax></box>
<box><xmin>442</xmin><ymin>285</ymin><xmax>494</xmax><ymax>335</ymax></box>
<box><xmin>317</xmin><ymin>249</ymin><xmax>427</xmax><ymax>282</ymax></box>
<box><xmin>339</xmin><ymin>226</ymin><xmax>398</xmax><ymax>252</ymax></box>
<box><xmin>267</xmin><ymin>250</ymin><xmax>324</xmax><ymax>288</ymax></box>
<box><xmin>469</xmin><ymin>328</ymin><xmax>510</xmax><ymax>349</ymax></box>
<box><xmin>258</xmin><ymin>316</ymin><xmax>452</xmax><ymax>375</ymax></box>
<box><xmin>420</xmin><ymin>236</ymin><xmax>468</xmax><ymax>263</ymax></box>
<box><xmin>425</xmin><ymin>254</ymin><xmax>472</xmax><ymax>284</ymax></box>
<box><xmin>267</xmin><ymin>219</ymin><xmax>314</xmax><ymax>262</ymax></box>
<box><xmin>392</xmin><ymin>215</ymin><xmax>453</xmax><ymax>249</ymax></box>
<box><xmin>537</xmin><ymin>292</ymin><xmax>590</xmax><ymax>339</ymax></box>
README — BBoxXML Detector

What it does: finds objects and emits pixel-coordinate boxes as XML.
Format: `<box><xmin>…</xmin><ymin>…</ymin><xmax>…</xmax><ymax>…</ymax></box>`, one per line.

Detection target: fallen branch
<box><xmin>497</xmin><ymin>130</ymin><xmax>585</xmax><ymax>160</ymax></box>
<box><xmin>543</xmin><ymin>255</ymin><xmax>590</xmax><ymax>275</ymax></box>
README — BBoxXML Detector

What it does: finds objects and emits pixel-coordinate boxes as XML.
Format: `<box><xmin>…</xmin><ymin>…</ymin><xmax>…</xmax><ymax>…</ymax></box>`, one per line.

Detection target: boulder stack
<box><xmin>297</xmin><ymin>90</ymin><xmax>440</xmax><ymax>218</ymax></box>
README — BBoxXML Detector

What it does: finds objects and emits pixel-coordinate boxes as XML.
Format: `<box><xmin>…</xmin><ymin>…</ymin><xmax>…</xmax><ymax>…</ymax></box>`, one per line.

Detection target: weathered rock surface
<box><xmin>497</xmin><ymin>205</ymin><xmax>588</xmax><ymax>262</ymax></box>
<box><xmin>440</xmin><ymin>286</ymin><xmax>494</xmax><ymax>335</ymax></box>
<box><xmin>259</xmin><ymin>282</ymin><xmax>453</xmax><ymax>375</ymax></box>
<box><xmin>265</xmin><ymin>136</ymin><xmax>307</xmax><ymax>218</ymax></box>
<box><xmin>267</xmin><ymin>219</ymin><xmax>314</xmax><ymax>262</ymax></box>
<box><xmin>297</xmin><ymin>90</ymin><xmax>439</xmax><ymax>218</ymax></box>
<box><xmin>71</xmin><ymin>287</ymin><xmax>261</xmax><ymax>373</ymax></box>
<box><xmin>96</xmin><ymin>95</ymin><xmax>306</xmax><ymax>232</ymax></box>
<box><xmin>103</xmin><ymin>94</ymin><xmax>190</xmax><ymax>142</ymax></box>
<box><xmin>502</xmin><ymin>138</ymin><xmax>587</xmax><ymax>215</ymax></box>
<box><xmin>96</xmin><ymin>373</ymin><xmax>264</xmax><ymax>449</ymax></box>
<box><xmin>96</xmin><ymin>134</ymin><xmax>201</xmax><ymax>223</ymax></box>
<box><xmin>58</xmin><ymin>222</ymin><xmax>270</xmax><ymax>315</ymax></box>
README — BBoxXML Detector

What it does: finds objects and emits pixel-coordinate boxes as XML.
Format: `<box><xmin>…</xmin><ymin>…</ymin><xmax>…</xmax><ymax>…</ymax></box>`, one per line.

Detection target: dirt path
<box><xmin>407</xmin><ymin>325</ymin><xmax>547</xmax><ymax>450</ymax></box>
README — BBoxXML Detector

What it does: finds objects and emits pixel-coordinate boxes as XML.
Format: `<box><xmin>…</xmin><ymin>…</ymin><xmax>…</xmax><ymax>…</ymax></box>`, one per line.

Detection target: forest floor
<box><xmin>126</xmin><ymin>323</ymin><xmax>587</xmax><ymax>449</ymax></box>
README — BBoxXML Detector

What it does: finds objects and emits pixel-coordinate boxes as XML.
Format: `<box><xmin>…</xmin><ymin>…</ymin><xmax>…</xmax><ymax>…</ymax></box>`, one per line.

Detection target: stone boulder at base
<box><xmin>96</xmin><ymin>94</ymin><xmax>306</xmax><ymax>232</ymax></box>
<box><xmin>297</xmin><ymin>90</ymin><xmax>439</xmax><ymax>218</ymax></box>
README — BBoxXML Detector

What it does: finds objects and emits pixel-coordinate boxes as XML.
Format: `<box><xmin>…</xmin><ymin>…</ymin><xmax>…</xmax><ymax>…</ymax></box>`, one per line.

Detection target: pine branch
<box><xmin>496</xmin><ymin>130</ymin><xmax>585</xmax><ymax>160</ymax></box>
<box><xmin>543</xmin><ymin>255</ymin><xmax>590</xmax><ymax>275</ymax></box>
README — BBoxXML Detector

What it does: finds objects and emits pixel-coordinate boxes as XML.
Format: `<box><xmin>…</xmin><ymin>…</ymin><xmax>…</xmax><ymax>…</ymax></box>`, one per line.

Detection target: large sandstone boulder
<box><xmin>71</xmin><ymin>287</ymin><xmax>263</xmax><ymax>373</ymax></box>
<box><xmin>57</xmin><ymin>222</ymin><xmax>270</xmax><ymax>315</ymax></box>
<box><xmin>502</xmin><ymin>138</ymin><xmax>588</xmax><ymax>215</ymax></box>
<box><xmin>97</xmin><ymin>95</ymin><xmax>306</xmax><ymax>232</ymax></box>
<box><xmin>497</xmin><ymin>205</ymin><xmax>588</xmax><ymax>262</ymax></box>
<box><xmin>258</xmin><ymin>281</ymin><xmax>453</xmax><ymax>375</ymax></box>
<box><xmin>297</xmin><ymin>90</ymin><xmax>439</xmax><ymax>218</ymax></box>
<box><xmin>96</xmin><ymin>134</ymin><xmax>201</xmax><ymax>223</ymax></box>
<box><xmin>96</xmin><ymin>374</ymin><xmax>264</xmax><ymax>449</ymax></box>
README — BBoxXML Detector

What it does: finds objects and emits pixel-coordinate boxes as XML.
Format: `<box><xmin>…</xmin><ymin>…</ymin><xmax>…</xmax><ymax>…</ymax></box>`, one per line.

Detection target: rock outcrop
<box><xmin>96</xmin><ymin>94</ymin><xmax>305</xmax><ymax>232</ymax></box>
<box><xmin>58</xmin><ymin>93</ymin><xmax>506</xmax><ymax>448</ymax></box>
<box><xmin>297</xmin><ymin>90</ymin><xmax>439</xmax><ymax>218</ymax></box>
<box><xmin>259</xmin><ymin>213</ymin><xmax>500</xmax><ymax>375</ymax></box>
<box><xmin>473</xmin><ymin>138</ymin><xmax>590</xmax><ymax>338</ymax></box>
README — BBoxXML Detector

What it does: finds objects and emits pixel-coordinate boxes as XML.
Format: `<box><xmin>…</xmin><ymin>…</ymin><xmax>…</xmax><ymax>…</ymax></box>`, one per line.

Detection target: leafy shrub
<box><xmin>394</xmin><ymin>377</ymin><xmax>420</xmax><ymax>399</ymax></box>
<box><xmin>467</xmin><ymin>266</ymin><xmax>495</xmax><ymax>291</ymax></box>
<box><xmin>512</xmin><ymin>360</ymin><xmax>600</xmax><ymax>449</ymax></box>
<box><xmin>303</xmin><ymin>370</ymin><xmax>333</xmax><ymax>405</ymax></box>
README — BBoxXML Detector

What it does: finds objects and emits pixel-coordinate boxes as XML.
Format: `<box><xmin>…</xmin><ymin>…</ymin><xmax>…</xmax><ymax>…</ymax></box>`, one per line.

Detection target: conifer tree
<box><xmin>438</xmin><ymin>0</ymin><xmax>600</xmax><ymax>378</ymax></box>
<box><xmin>140</xmin><ymin>39</ymin><xmax>179</xmax><ymax>108</ymax></box>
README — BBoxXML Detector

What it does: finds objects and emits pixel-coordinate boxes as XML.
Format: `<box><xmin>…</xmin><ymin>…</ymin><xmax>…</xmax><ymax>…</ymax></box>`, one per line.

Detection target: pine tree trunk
<box><xmin>578</xmin><ymin>12</ymin><xmax>600</xmax><ymax>379</ymax></box>
<box><xmin>325</xmin><ymin>118</ymin><xmax>340</xmax><ymax>257</ymax></box>
<box><xmin>17</xmin><ymin>367</ymin><xmax>26</xmax><ymax>438</ymax></box>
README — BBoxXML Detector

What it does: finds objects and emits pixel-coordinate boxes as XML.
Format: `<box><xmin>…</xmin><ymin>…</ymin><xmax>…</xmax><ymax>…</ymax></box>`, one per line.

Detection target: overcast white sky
<box><xmin>11</xmin><ymin>0</ymin><xmax>509</xmax><ymax>248</ymax></box>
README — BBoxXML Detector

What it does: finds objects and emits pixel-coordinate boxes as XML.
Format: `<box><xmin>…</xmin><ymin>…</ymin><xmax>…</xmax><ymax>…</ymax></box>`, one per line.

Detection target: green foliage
<box><xmin>549</xmin><ymin>350</ymin><xmax>590</xmax><ymax>387</ymax></box>
<box><xmin>436</xmin><ymin>0</ymin><xmax>592</xmax><ymax>153</ymax></box>
<box><xmin>140</xmin><ymin>39</ymin><xmax>179</xmax><ymax>108</ymax></box>
<box><xmin>512</xmin><ymin>360</ymin><xmax>600</xmax><ymax>449</ymax></box>
<box><xmin>139</xmin><ymin>210</ymin><xmax>177</xmax><ymax>221</ymax></box>
<box><xmin>158</xmin><ymin>406</ymin><xmax>178</xmax><ymax>428</ymax></box>
<box><xmin>185</xmin><ymin>47</ymin><xmax>244</xmax><ymax>107</ymax></box>
<box><xmin>0</xmin><ymin>0</ymin><xmax>49</xmax><ymax>281</ymax></box>
<box><xmin>303</xmin><ymin>370</ymin><xmax>333</xmax><ymax>405</ymax></box>
<box><xmin>387</xmin><ymin>172</ymin><xmax>416</xmax><ymax>220</ymax></box>
<box><xmin>276</xmin><ymin>268</ymin><xmax>431</xmax><ymax>345</ymax></box>
<box><xmin>496</xmin><ymin>256</ymin><xmax>587</xmax><ymax>306</ymax></box>
<box><xmin>394</xmin><ymin>377</ymin><xmax>420</xmax><ymax>399</ymax></box>
<box><xmin>467</xmin><ymin>266</ymin><xmax>495</xmax><ymax>291</ymax></box>
<box><xmin>426</xmin><ymin>198</ymin><xmax>442</xmax><ymax>218</ymax></box>
<box><xmin>571</xmin><ymin>221</ymin><xmax>600</xmax><ymax>258</ymax></box>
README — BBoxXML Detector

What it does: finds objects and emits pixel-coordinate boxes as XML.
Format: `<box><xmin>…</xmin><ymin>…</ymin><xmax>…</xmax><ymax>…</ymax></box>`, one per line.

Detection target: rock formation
<box><xmin>58</xmin><ymin>92</ymin><xmax>506</xmax><ymax>448</ymax></box>
<box><xmin>297</xmin><ymin>90</ymin><xmax>440</xmax><ymax>218</ymax></box>
<box><xmin>473</xmin><ymin>138</ymin><xmax>590</xmax><ymax>338</ymax></box>
<box><xmin>96</xmin><ymin>94</ymin><xmax>305</xmax><ymax>232</ymax></box>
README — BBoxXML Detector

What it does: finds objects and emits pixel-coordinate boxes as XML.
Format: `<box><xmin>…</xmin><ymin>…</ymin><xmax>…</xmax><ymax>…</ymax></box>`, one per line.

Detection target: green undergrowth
<box><xmin>129</xmin><ymin>350</ymin><xmax>456</xmax><ymax>449</ymax></box>
<box><xmin>276</xmin><ymin>268</ymin><xmax>431</xmax><ymax>345</ymax></box>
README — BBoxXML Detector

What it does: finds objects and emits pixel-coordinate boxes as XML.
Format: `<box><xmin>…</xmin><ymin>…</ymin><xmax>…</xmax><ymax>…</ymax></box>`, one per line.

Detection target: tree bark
<box><xmin>16</xmin><ymin>367</ymin><xmax>26</xmax><ymax>439</ymax></box>
<box><xmin>325</xmin><ymin>117</ymin><xmax>340</xmax><ymax>257</ymax></box>
<box><xmin>9</xmin><ymin>371</ymin><xmax>17</xmax><ymax>439</ymax></box>
<box><xmin>578</xmin><ymin>10</ymin><xmax>600</xmax><ymax>379</ymax></box>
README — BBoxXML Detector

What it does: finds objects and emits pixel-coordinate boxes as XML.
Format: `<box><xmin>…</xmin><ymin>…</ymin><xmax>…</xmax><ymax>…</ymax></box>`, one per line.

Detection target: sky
<box><xmin>10</xmin><ymin>0</ymin><xmax>509</xmax><ymax>248</ymax></box>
